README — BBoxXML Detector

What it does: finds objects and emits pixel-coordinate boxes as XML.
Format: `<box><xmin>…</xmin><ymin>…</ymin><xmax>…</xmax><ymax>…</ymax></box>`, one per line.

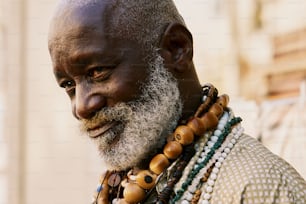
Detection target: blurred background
<box><xmin>0</xmin><ymin>0</ymin><xmax>305</xmax><ymax>203</ymax></box>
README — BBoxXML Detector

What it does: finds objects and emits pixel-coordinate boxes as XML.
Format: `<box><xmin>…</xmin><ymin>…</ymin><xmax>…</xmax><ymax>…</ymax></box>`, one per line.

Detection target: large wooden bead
<box><xmin>217</xmin><ymin>94</ymin><xmax>229</xmax><ymax>108</ymax></box>
<box><xmin>123</xmin><ymin>183</ymin><xmax>146</xmax><ymax>204</ymax></box>
<box><xmin>149</xmin><ymin>154</ymin><xmax>170</xmax><ymax>175</ymax></box>
<box><xmin>201</xmin><ymin>112</ymin><xmax>218</xmax><ymax>130</ymax></box>
<box><xmin>163</xmin><ymin>141</ymin><xmax>183</xmax><ymax>159</ymax></box>
<box><xmin>187</xmin><ymin>117</ymin><xmax>207</xmax><ymax>136</ymax></box>
<box><xmin>209</xmin><ymin>103</ymin><xmax>223</xmax><ymax>118</ymax></box>
<box><xmin>174</xmin><ymin>125</ymin><xmax>194</xmax><ymax>145</ymax></box>
<box><xmin>136</xmin><ymin>170</ymin><xmax>157</xmax><ymax>189</ymax></box>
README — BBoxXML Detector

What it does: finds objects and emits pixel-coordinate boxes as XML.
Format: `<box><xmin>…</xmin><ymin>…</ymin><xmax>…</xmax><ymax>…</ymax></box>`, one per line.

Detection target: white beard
<box><xmin>80</xmin><ymin>53</ymin><xmax>182</xmax><ymax>170</ymax></box>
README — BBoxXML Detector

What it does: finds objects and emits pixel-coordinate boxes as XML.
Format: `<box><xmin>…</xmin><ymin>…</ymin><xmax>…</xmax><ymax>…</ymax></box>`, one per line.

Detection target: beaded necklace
<box><xmin>91</xmin><ymin>84</ymin><xmax>242</xmax><ymax>204</ymax></box>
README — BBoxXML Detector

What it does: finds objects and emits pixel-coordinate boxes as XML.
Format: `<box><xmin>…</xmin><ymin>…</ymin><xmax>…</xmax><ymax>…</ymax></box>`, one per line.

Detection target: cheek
<box><xmin>109</xmin><ymin>76</ymin><xmax>144</xmax><ymax>103</ymax></box>
<box><xmin>105</xmin><ymin>58</ymin><xmax>150</xmax><ymax>105</ymax></box>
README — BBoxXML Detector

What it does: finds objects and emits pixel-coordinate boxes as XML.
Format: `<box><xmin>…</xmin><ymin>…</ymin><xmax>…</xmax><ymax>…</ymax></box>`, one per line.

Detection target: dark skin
<box><xmin>48</xmin><ymin>1</ymin><xmax>203</xmax><ymax>164</ymax></box>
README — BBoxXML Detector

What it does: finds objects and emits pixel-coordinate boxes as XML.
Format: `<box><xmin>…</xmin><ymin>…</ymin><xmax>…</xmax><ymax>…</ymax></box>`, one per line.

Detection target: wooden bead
<box><xmin>217</xmin><ymin>94</ymin><xmax>229</xmax><ymax>108</ymax></box>
<box><xmin>123</xmin><ymin>183</ymin><xmax>146</xmax><ymax>204</ymax></box>
<box><xmin>136</xmin><ymin>170</ymin><xmax>157</xmax><ymax>189</ymax></box>
<box><xmin>187</xmin><ymin>117</ymin><xmax>207</xmax><ymax>136</ymax></box>
<box><xmin>149</xmin><ymin>154</ymin><xmax>170</xmax><ymax>175</ymax></box>
<box><xmin>209</xmin><ymin>103</ymin><xmax>223</xmax><ymax>118</ymax></box>
<box><xmin>201</xmin><ymin>112</ymin><xmax>218</xmax><ymax>130</ymax></box>
<box><xmin>163</xmin><ymin>141</ymin><xmax>183</xmax><ymax>159</ymax></box>
<box><xmin>174</xmin><ymin>125</ymin><xmax>194</xmax><ymax>145</ymax></box>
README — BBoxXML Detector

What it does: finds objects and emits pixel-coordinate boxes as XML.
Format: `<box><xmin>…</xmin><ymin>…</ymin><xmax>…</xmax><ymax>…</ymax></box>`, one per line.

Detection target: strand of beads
<box><xmin>171</xmin><ymin>116</ymin><xmax>242</xmax><ymax>203</ymax></box>
<box><xmin>156</xmin><ymin>144</ymin><xmax>196</xmax><ymax>204</ymax></box>
<box><xmin>174</xmin><ymin>111</ymin><xmax>230</xmax><ymax>194</ymax></box>
<box><xmin>174</xmin><ymin>113</ymin><xmax>233</xmax><ymax>204</ymax></box>
<box><xmin>178</xmin><ymin>117</ymin><xmax>238</xmax><ymax>203</ymax></box>
<box><xmin>156</xmin><ymin>131</ymin><xmax>209</xmax><ymax>203</ymax></box>
<box><xmin>199</xmin><ymin>125</ymin><xmax>244</xmax><ymax>204</ymax></box>
<box><xmin>179</xmin><ymin>123</ymin><xmax>243</xmax><ymax>204</ymax></box>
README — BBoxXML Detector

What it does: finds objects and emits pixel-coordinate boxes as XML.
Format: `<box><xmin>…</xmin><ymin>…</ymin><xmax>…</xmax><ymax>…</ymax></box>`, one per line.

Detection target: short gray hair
<box><xmin>110</xmin><ymin>0</ymin><xmax>185</xmax><ymax>50</ymax></box>
<box><xmin>56</xmin><ymin>0</ymin><xmax>185</xmax><ymax>51</ymax></box>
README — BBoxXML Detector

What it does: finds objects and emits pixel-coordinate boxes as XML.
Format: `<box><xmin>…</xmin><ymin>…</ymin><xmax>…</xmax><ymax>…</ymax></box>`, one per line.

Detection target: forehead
<box><xmin>49</xmin><ymin>3</ymin><xmax>105</xmax><ymax>42</ymax></box>
<box><xmin>49</xmin><ymin>2</ymin><xmax>121</xmax><ymax>62</ymax></box>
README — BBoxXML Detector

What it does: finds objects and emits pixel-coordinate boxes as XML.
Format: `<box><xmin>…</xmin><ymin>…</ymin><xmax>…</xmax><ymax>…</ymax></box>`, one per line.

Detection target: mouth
<box><xmin>87</xmin><ymin>121</ymin><xmax>119</xmax><ymax>138</ymax></box>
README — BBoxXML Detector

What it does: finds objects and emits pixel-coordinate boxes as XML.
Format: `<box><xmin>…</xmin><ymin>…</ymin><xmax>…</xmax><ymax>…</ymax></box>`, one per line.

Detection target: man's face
<box><xmin>49</xmin><ymin>5</ymin><xmax>182</xmax><ymax>170</ymax></box>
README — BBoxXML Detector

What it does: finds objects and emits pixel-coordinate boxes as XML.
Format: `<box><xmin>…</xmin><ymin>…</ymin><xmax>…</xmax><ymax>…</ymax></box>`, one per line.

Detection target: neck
<box><xmin>180</xmin><ymin>86</ymin><xmax>203</xmax><ymax>123</ymax></box>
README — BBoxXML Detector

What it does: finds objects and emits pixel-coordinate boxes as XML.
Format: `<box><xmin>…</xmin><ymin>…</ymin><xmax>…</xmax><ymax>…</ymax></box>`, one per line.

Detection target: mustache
<box><xmin>79</xmin><ymin>103</ymin><xmax>133</xmax><ymax>131</ymax></box>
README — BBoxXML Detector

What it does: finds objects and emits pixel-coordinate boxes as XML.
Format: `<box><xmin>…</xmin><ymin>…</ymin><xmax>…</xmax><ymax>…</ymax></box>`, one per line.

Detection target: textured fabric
<box><xmin>210</xmin><ymin>134</ymin><xmax>306</xmax><ymax>204</ymax></box>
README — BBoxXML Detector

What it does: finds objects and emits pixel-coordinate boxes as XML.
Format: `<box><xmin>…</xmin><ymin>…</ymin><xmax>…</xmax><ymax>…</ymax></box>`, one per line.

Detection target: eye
<box><xmin>87</xmin><ymin>66</ymin><xmax>114</xmax><ymax>80</ymax></box>
<box><xmin>88</xmin><ymin>67</ymin><xmax>104</xmax><ymax>78</ymax></box>
<box><xmin>60</xmin><ymin>80</ymin><xmax>75</xmax><ymax>90</ymax></box>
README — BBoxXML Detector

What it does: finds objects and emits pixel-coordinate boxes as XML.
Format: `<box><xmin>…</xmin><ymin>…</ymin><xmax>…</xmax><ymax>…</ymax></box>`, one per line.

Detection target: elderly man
<box><xmin>48</xmin><ymin>0</ymin><xmax>306</xmax><ymax>203</ymax></box>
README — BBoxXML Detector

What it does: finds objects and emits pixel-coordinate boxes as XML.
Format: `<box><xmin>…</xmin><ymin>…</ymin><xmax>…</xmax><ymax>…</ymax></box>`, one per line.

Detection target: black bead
<box><xmin>144</xmin><ymin>175</ymin><xmax>153</xmax><ymax>183</ymax></box>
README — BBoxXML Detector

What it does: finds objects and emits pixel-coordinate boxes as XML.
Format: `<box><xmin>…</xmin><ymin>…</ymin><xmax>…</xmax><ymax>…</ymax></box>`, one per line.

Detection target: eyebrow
<box><xmin>69</xmin><ymin>49</ymin><xmax>124</xmax><ymax>66</ymax></box>
<box><xmin>54</xmin><ymin>70</ymin><xmax>66</xmax><ymax>80</ymax></box>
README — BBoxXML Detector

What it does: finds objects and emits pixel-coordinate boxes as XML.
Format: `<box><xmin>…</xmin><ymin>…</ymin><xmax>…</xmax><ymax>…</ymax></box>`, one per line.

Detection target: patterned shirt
<box><xmin>210</xmin><ymin>134</ymin><xmax>306</xmax><ymax>203</ymax></box>
<box><xmin>151</xmin><ymin>134</ymin><xmax>306</xmax><ymax>203</ymax></box>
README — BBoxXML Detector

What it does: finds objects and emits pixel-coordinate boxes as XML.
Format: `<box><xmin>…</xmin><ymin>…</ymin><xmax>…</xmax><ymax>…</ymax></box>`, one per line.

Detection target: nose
<box><xmin>72</xmin><ymin>85</ymin><xmax>106</xmax><ymax>120</ymax></box>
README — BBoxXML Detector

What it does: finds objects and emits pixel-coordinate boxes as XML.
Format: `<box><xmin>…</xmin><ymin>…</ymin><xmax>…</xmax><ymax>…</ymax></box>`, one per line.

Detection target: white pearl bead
<box><xmin>201</xmin><ymin>152</ymin><xmax>207</xmax><ymax>158</ymax></box>
<box><xmin>214</xmin><ymin>130</ymin><xmax>222</xmax><ymax>136</ymax></box>
<box><xmin>221</xmin><ymin>152</ymin><xmax>227</xmax><ymax>158</ymax></box>
<box><xmin>207</xmin><ymin>179</ymin><xmax>215</xmax><ymax>186</ymax></box>
<box><xmin>211</xmin><ymin>136</ymin><xmax>218</xmax><ymax>142</ymax></box>
<box><xmin>188</xmin><ymin>185</ymin><xmax>197</xmax><ymax>193</ymax></box>
<box><xmin>201</xmin><ymin>200</ymin><xmax>210</xmax><ymax>204</ymax></box>
<box><xmin>207</xmin><ymin>141</ymin><xmax>214</xmax><ymax>148</ymax></box>
<box><xmin>224</xmin><ymin>148</ymin><xmax>230</xmax><ymax>154</ymax></box>
<box><xmin>186</xmin><ymin>192</ymin><xmax>193</xmax><ymax>201</ymax></box>
<box><xmin>212</xmin><ymin>167</ymin><xmax>219</xmax><ymax>174</ymax></box>
<box><xmin>231</xmin><ymin>138</ymin><xmax>237</xmax><ymax>144</ymax></box>
<box><xmin>218</xmin><ymin>121</ymin><xmax>226</xmax><ymax>127</ymax></box>
<box><xmin>210</xmin><ymin>173</ymin><xmax>217</xmax><ymax>180</ymax></box>
<box><xmin>181</xmin><ymin>199</ymin><xmax>189</xmax><ymax>204</ymax></box>
<box><xmin>227</xmin><ymin>142</ymin><xmax>234</xmax><ymax>149</ymax></box>
<box><xmin>215</xmin><ymin>161</ymin><xmax>222</xmax><ymax>168</ymax></box>
<box><xmin>217</xmin><ymin>123</ymin><xmax>223</xmax><ymax>130</ymax></box>
<box><xmin>218</xmin><ymin>157</ymin><xmax>225</xmax><ymax>163</ymax></box>
<box><xmin>203</xmin><ymin>193</ymin><xmax>211</xmax><ymax>200</ymax></box>
<box><xmin>197</xmin><ymin>158</ymin><xmax>204</xmax><ymax>163</ymax></box>
<box><xmin>206</xmin><ymin>186</ymin><xmax>213</xmax><ymax>193</ymax></box>
<box><xmin>234</xmin><ymin>134</ymin><xmax>240</xmax><ymax>139</ymax></box>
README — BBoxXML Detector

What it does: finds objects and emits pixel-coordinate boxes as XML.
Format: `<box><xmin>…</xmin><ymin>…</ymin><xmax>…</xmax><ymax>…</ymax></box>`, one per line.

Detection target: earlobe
<box><xmin>159</xmin><ymin>23</ymin><xmax>193</xmax><ymax>73</ymax></box>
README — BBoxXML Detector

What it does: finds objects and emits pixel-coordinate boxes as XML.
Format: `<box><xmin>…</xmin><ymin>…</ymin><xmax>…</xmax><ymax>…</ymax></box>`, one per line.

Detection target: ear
<box><xmin>159</xmin><ymin>23</ymin><xmax>193</xmax><ymax>73</ymax></box>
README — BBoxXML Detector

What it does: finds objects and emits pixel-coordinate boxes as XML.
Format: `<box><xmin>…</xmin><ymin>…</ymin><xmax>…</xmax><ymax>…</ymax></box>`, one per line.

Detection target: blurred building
<box><xmin>0</xmin><ymin>0</ymin><xmax>305</xmax><ymax>204</ymax></box>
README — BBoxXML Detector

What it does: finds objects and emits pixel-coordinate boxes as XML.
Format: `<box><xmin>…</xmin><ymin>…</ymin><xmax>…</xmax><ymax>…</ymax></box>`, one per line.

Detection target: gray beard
<box><xmin>79</xmin><ymin>54</ymin><xmax>182</xmax><ymax>170</ymax></box>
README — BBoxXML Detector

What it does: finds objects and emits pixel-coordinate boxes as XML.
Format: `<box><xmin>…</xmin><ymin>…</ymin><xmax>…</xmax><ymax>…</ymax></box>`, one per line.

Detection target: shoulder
<box><xmin>212</xmin><ymin>134</ymin><xmax>306</xmax><ymax>203</ymax></box>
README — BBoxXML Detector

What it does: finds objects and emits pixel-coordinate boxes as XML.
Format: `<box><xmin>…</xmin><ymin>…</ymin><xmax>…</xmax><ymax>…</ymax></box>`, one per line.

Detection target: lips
<box><xmin>87</xmin><ymin>121</ymin><xmax>118</xmax><ymax>138</ymax></box>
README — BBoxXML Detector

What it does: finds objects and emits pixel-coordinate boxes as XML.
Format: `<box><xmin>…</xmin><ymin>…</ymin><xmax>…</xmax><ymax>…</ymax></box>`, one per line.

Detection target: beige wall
<box><xmin>2</xmin><ymin>0</ymin><xmax>101</xmax><ymax>204</ymax></box>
